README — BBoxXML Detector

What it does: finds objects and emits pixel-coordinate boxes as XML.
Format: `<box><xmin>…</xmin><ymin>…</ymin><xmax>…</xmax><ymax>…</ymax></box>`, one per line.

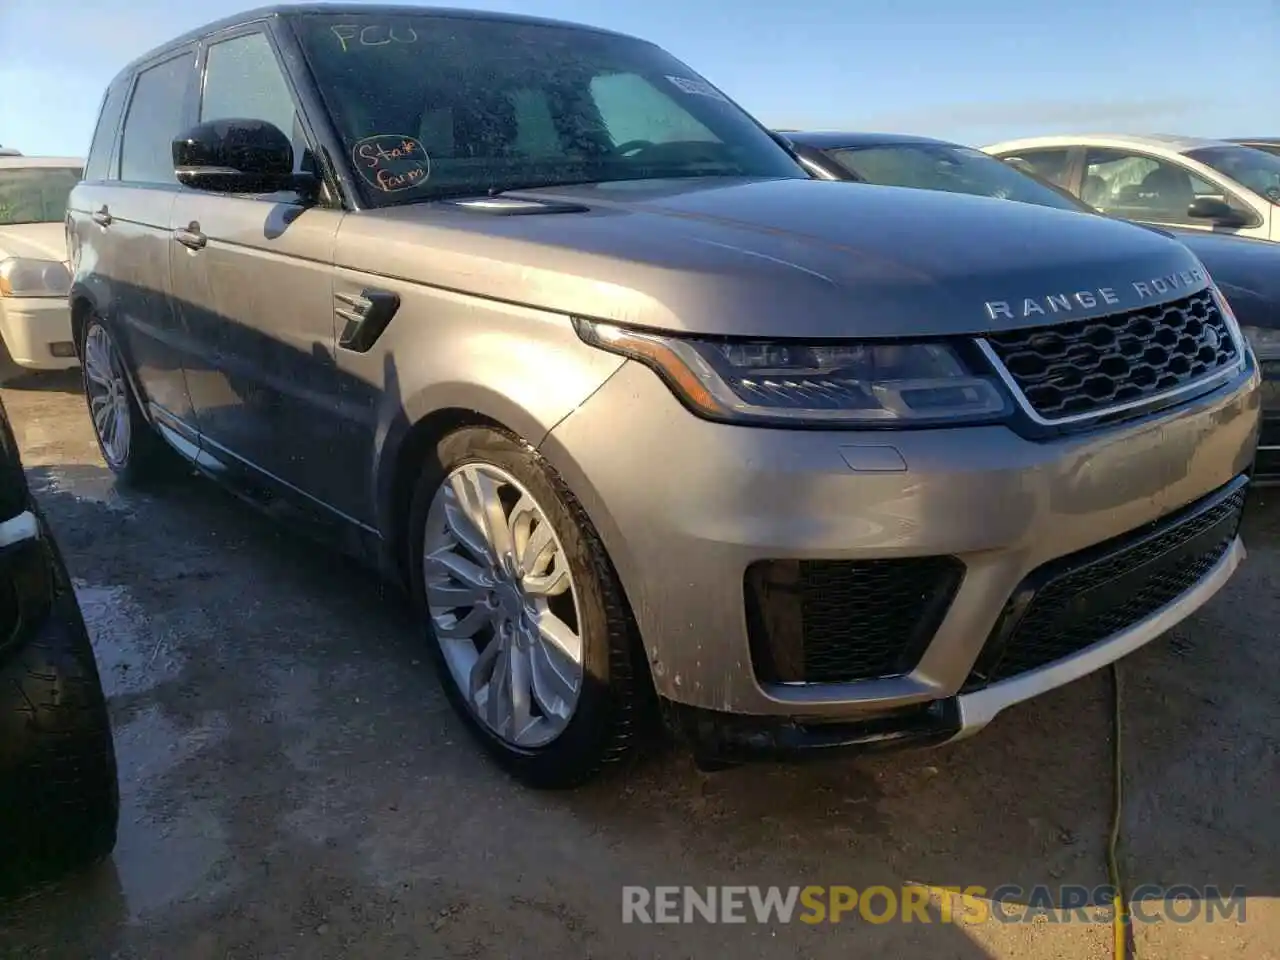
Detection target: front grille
<box><xmin>744</xmin><ymin>556</ymin><xmax>965</xmax><ymax>684</ymax></box>
<box><xmin>967</xmin><ymin>478</ymin><xmax>1247</xmax><ymax>688</ymax></box>
<box><xmin>985</xmin><ymin>288</ymin><xmax>1238</xmax><ymax>421</ymax></box>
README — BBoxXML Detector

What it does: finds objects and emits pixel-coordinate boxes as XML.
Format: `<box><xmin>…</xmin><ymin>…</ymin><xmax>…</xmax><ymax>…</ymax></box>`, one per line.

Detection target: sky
<box><xmin>1</xmin><ymin>0</ymin><xmax>1277</xmax><ymax>158</ymax></box>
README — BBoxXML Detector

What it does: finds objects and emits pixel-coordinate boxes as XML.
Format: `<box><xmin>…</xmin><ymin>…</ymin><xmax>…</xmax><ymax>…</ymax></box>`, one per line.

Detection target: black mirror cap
<box><xmin>1187</xmin><ymin>196</ymin><xmax>1248</xmax><ymax>226</ymax></box>
<box><xmin>172</xmin><ymin>118</ymin><xmax>315</xmax><ymax>196</ymax></box>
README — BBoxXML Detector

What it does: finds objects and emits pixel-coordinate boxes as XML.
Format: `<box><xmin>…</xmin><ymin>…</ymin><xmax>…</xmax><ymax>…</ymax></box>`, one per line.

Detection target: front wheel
<box><xmin>407</xmin><ymin>426</ymin><xmax>641</xmax><ymax>789</ymax></box>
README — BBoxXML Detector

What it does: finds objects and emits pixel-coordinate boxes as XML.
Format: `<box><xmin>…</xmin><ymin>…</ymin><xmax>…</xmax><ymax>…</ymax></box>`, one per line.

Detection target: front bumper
<box><xmin>541</xmin><ymin>357</ymin><xmax>1260</xmax><ymax>749</ymax></box>
<box><xmin>0</xmin><ymin>297</ymin><xmax>77</xmax><ymax>370</ymax></box>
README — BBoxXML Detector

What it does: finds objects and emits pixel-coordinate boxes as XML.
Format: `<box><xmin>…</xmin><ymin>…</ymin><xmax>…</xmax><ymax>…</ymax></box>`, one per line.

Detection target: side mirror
<box><xmin>173</xmin><ymin>118</ymin><xmax>317</xmax><ymax>199</ymax></box>
<box><xmin>1187</xmin><ymin>196</ymin><xmax>1248</xmax><ymax>226</ymax></box>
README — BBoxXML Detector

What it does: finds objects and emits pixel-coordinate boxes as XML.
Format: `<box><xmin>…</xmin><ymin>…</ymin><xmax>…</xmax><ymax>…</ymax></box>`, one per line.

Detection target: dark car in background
<box><xmin>1231</xmin><ymin>138</ymin><xmax>1280</xmax><ymax>158</ymax></box>
<box><xmin>786</xmin><ymin>130</ymin><xmax>1280</xmax><ymax>482</ymax></box>
<box><xmin>0</xmin><ymin>396</ymin><xmax>119</xmax><ymax>894</ymax></box>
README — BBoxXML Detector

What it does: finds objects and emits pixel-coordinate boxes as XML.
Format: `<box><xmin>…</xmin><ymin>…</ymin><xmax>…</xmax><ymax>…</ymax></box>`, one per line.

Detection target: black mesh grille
<box><xmin>986</xmin><ymin>289</ymin><xmax>1238</xmax><ymax>421</ymax></box>
<box><xmin>744</xmin><ymin>556</ymin><xmax>965</xmax><ymax>684</ymax></box>
<box><xmin>968</xmin><ymin>480</ymin><xmax>1246</xmax><ymax>687</ymax></box>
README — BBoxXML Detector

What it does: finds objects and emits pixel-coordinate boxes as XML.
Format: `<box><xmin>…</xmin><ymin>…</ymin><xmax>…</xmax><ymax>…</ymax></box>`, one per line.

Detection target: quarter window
<box><xmin>119</xmin><ymin>52</ymin><xmax>195</xmax><ymax>184</ymax></box>
<box><xmin>200</xmin><ymin>32</ymin><xmax>308</xmax><ymax>172</ymax></box>
<box><xmin>998</xmin><ymin>148</ymin><xmax>1072</xmax><ymax>188</ymax></box>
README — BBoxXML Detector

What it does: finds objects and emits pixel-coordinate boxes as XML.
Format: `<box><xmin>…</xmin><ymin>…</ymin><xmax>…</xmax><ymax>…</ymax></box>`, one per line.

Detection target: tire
<box><xmin>407</xmin><ymin>426</ymin><xmax>640</xmax><ymax>789</ymax></box>
<box><xmin>79</xmin><ymin>315</ymin><xmax>178</xmax><ymax>486</ymax></box>
<box><xmin>0</xmin><ymin>516</ymin><xmax>119</xmax><ymax>896</ymax></box>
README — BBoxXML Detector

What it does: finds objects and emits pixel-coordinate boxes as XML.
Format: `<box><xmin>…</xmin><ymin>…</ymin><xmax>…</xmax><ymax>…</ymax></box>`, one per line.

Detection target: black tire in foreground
<box><xmin>407</xmin><ymin>425</ymin><xmax>643</xmax><ymax>789</ymax></box>
<box><xmin>0</xmin><ymin>512</ymin><xmax>119</xmax><ymax>897</ymax></box>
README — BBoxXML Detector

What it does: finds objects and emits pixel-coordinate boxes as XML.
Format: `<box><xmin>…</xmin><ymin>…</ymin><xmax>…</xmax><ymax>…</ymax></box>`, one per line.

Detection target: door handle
<box><xmin>174</xmin><ymin>223</ymin><xmax>207</xmax><ymax>251</ymax></box>
<box><xmin>91</xmin><ymin>206</ymin><xmax>112</xmax><ymax>227</ymax></box>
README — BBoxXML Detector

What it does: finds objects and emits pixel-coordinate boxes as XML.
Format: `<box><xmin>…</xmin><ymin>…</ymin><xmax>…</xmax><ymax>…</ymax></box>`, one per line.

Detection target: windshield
<box><xmin>1185</xmin><ymin>145</ymin><xmax>1280</xmax><ymax>204</ymax></box>
<box><xmin>828</xmin><ymin>143</ymin><xmax>1087</xmax><ymax>212</ymax></box>
<box><xmin>0</xmin><ymin>166</ymin><xmax>82</xmax><ymax>225</ymax></box>
<box><xmin>292</xmin><ymin>14</ymin><xmax>803</xmax><ymax>205</ymax></box>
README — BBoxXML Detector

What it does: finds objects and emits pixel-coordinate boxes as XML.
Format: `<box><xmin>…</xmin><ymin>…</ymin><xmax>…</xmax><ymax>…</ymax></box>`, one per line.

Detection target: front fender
<box><xmin>361</xmin><ymin>286</ymin><xmax>625</xmax><ymax>543</ymax></box>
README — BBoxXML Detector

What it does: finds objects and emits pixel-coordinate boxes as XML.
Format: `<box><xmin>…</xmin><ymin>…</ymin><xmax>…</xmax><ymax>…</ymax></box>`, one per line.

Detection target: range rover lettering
<box><xmin>67</xmin><ymin>5</ymin><xmax>1261</xmax><ymax>787</ymax></box>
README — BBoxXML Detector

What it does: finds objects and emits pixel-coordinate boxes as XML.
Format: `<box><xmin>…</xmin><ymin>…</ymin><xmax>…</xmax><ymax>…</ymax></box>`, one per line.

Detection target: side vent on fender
<box><xmin>336</xmin><ymin>288</ymin><xmax>400</xmax><ymax>353</ymax></box>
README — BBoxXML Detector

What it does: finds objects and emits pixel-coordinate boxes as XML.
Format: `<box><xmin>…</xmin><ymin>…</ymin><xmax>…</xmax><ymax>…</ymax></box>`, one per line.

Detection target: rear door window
<box><xmin>119</xmin><ymin>51</ymin><xmax>196</xmax><ymax>185</ymax></box>
<box><xmin>84</xmin><ymin>82</ymin><xmax>128</xmax><ymax>182</ymax></box>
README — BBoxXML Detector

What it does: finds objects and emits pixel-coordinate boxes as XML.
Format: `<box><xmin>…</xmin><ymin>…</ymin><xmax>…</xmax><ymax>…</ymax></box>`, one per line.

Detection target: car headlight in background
<box><xmin>1239</xmin><ymin>325</ymin><xmax>1280</xmax><ymax>362</ymax></box>
<box><xmin>0</xmin><ymin>257</ymin><xmax>72</xmax><ymax>298</ymax></box>
<box><xmin>574</xmin><ymin>318</ymin><xmax>1010</xmax><ymax>426</ymax></box>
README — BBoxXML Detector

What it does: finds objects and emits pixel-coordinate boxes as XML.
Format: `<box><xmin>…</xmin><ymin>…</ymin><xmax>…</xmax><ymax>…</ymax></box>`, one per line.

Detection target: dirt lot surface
<box><xmin>0</xmin><ymin>371</ymin><xmax>1276</xmax><ymax>959</ymax></box>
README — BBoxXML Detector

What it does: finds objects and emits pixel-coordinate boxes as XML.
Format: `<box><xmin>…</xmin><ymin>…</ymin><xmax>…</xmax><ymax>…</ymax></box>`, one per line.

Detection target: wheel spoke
<box><xmin>508</xmin><ymin>495</ymin><xmax>540</xmax><ymax>563</ymax></box>
<box><xmin>486</xmin><ymin>638</ymin><xmax>513</xmax><ymax>734</ymax></box>
<box><xmin>84</xmin><ymin>360</ymin><xmax>110</xmax><ymax>388</ymax></box>
<box><xmin>84</xmin><ymin>336</ymin><xmax>107</xmax><ymax>380</ymax></box>
<box><xmin>112</xmin><ymin>407</ymin><xmax>130</xmax><ymax>458</ymax></box>
<box><xmin>425</xmin><ymin>579</ymin><xmax>487</xmax><ymax>608</ymax></box>
<box><xmin>432</xmin><ymin>602</ymin><xmax>490</xmax><ymax>640</ymax></box>
<box><xmin>450</xmin><ymin>466</ymin><xmax>514</xmax><ymax>563</ymax></box>
<box><xmin>534</xmin><ymin>609</ymin><xmax>583</xmax><ymax>664</ymax></box>
<box><xmin>529</xmin><ymin>630</ymin><xmax>578</xmax><ymax>719</ymax></box>
<box><xmin>91</xmin><ymin>397</ymin><xmax>112</xmax><ymax>434</ymax></box>
<box><xmin>518</xmin><ymin>511</ymin><xmax>556</xmax><ymax>577</ymax></box>
<box><xmin>442</xmin><ymin>489</ymin><xmax>494</xmax><ymax>564</ymax></box>
<box><xmin>425</xmin><ymin>547</ymin><xmax>493</xmax><ymax>591</ymax></box>
<box><xmin>468</xmin><ymin>635</ymin><xmax>502</xmax><ymax>700</ymax></box>
<box><xmin>507</xmin><ymin>643</ymin><xmax>535</xmax><ymax>739</ymax></box>
<box><xmin>522</xmin><ymin>555</ymin><xmax>570</xmax><ymax>598</ymax></box>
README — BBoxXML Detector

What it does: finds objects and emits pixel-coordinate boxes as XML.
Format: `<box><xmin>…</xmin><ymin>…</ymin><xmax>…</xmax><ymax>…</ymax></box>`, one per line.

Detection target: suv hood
<box><xmin>0</xmin><ymin>222</ymin><xmax>67</xmax><ymax>262</ymax></box>
<box><xmin>338</xmin><ymin>177</ymin><xmax>1210</xmax><ymax>338</ymax></box>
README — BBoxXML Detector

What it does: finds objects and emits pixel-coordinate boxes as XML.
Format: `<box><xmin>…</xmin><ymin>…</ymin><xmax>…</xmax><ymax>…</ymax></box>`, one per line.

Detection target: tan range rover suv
<box><xmin>67</xmin><ymin>4</ymin><xmax>1260</xmax><ymax>786</ymax></box>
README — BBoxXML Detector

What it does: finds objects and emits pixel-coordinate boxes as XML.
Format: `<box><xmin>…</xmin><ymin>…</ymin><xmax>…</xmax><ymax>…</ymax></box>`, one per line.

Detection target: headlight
<box><xmin>1240</xmin><ymin>325</ymin><xmax>1280</xmax><ymax>361</ymax></box>
<box><xmin>574</xmin><ymin>319</ymin><xmax>1010</xmax><ymax>426</ymax></box>
<box><xmin>0</xmin><ymin>257</ymin><xmax>71</xmax><ymax>298</ymax></box>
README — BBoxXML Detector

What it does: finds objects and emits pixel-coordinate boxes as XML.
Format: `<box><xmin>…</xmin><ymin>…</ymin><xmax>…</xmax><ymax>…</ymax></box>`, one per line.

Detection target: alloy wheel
<box><xmin>83</xmin><ymin>324</ymin><xmax>131</xmax><ymax>468</ymax></box>
<box><xmin>422</xmin><ymin>462</ymin><xmax>584</xmax><ymax>748</ymax></box>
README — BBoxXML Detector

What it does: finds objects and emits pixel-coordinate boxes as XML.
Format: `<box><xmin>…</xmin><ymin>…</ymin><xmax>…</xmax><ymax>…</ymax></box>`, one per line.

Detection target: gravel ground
<box><xmin>0</xmin><ymin>371</ymin><xmax>1276</xmax><ymax>960</ymax></box>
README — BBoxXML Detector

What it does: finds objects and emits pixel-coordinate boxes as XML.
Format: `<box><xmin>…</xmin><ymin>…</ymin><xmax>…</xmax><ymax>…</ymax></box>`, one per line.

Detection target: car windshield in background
<box><xmin>829</xmin><ymin>143</ymin><xmax>1085</xmax><ymax>211</ymax></box>
<box><xmin>0</xmin><ymin>167</ymin><xmax>82</xmax><ymax>225</ymax></box>
<box><xmin>291</xmin><ymin>14</ymin><xmax>802</xmax><ymax>205</ymax></box>
<box><xmin>1186</xmin><ymin>145</ymin><xmax>1280</xmax><ymax>204</ymax></box>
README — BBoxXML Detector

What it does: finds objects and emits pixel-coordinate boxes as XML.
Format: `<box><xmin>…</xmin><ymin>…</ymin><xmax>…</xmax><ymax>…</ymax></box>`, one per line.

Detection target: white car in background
<box><xmin>984</xmin><ymin>134</ymin><xmax>1280</xmax><ymax>244</ymax></box>
<box><xmin>0</xmin><ymin>155</ymin><xmax>83</xmax><ymax>382</ymax></box>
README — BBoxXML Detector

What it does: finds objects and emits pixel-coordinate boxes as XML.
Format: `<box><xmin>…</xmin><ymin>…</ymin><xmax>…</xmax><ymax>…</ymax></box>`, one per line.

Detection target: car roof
<box><xmin>0</xmin><ymin>156</ymin><xmax>84</xmax><ymax>169</ymax></box>
<box><xmin>982</xmin><ymin>132</ymin><xmax>1239</xmax><ymax>156</ymax></box>
<box><xmin>119</xmin><ymin>3</ymin><xmax>638</xmax><ymax>77</ymax></box>
<box><xmin>783</xmin><ymin>130</ymin><xmax>962</xmax><ymax>150</ymax></box>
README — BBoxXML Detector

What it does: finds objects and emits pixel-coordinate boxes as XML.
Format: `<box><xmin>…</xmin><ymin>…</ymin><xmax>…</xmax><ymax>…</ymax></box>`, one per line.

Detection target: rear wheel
<box><xmin>407</xmin><ymin>426</ymin><xmax>641</xmax><ymax>788</ymax></box>
<box><xmin>80</xmin><ymin>316</ymin><xmax>178</xmax><ymax>486</ymax></box>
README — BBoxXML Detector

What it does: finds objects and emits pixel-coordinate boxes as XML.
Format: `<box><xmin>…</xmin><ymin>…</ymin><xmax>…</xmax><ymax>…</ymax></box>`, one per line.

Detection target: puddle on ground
<box><xmin>74</xmin><ymin>581</ymin><xmax>184</xmax><ymax>697</ymax></box>
<box><xmin>30</xmin><ymin>466</ymin><xmax>134</xmax><ymax>514</ymax></box>
<box><xmin>110</xmin><ymin>705</ymin><xmax>237</xmax><ymax>921</ymax></box>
